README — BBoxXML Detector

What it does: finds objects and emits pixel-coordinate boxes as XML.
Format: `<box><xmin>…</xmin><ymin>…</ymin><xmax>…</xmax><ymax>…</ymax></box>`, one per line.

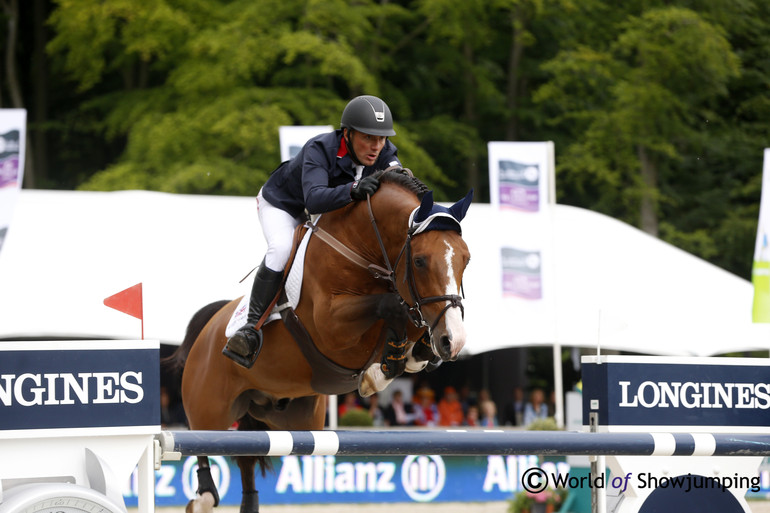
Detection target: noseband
<box><xmin>306</xmin><ymin>196</ymin><xmax>464</xmax><ymax>336</ymax></box>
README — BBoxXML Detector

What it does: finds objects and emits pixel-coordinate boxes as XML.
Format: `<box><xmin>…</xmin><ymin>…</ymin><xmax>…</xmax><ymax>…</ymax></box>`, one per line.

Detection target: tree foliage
<box><xmin>9</xmin><ymin>0</ymin><xmax>770</xmax><ymax>278</ymax></box>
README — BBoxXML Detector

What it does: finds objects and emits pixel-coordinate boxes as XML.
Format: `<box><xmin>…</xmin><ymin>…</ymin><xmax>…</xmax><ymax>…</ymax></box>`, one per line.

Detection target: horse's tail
<box><xmin>162</xmin><ymin>299</ymin><xmax>231</xmax><ymax>377</ymax></box>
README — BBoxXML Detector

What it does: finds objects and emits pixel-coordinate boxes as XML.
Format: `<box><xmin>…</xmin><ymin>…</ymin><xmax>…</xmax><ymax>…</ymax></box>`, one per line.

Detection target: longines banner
<box><xmin>0</xmin><ymin>340</ymin><xmax>160</xmax><ymax>431</ymax></box>
<box><xmin>582</xmin><ymin>355</ymin><xmax>770</xmax><ymax>428</ymax></box>
<box><xmin>0</xmin><ymin>109</ymin><xmax>26</xmax><ymax>256</ymax></box>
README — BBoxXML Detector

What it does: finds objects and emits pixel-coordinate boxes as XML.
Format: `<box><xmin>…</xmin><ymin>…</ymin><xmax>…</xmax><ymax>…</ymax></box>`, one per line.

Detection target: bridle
<box><xmin>305</xmin><ymin>195</ymin><xmax>465</xmax><ymax>337</ymax></box>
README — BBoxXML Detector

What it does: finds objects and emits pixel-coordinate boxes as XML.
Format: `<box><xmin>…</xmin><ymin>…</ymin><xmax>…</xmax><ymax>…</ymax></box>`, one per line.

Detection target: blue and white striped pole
<box><xmin>157</xmin><ymin>430</ymin><xmax>770</xmax><ymax>459</ymax></box>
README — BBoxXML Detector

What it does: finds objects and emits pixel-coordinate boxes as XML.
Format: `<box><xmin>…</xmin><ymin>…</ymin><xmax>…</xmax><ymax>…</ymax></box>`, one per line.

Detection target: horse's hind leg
<box><xmin>236</xmin><ymin>456</ymin><xmax>260</xmax><ymax>513</ymax></box>
<box><xmin>185</xmin><ymin>456</ymin><xmax>219</xmax><ymax>513</ymax></box>
<box><xmin>235</xmin><ymin>415</ymin><xmax>273</xmax><ymax>513</ymax></box>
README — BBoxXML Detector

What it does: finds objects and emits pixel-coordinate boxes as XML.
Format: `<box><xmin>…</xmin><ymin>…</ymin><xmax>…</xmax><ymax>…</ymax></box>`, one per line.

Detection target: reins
<box><xmin>305</xmin><ymin>193</ymin><xmax>464</xmax><ymax>338</ymax></box>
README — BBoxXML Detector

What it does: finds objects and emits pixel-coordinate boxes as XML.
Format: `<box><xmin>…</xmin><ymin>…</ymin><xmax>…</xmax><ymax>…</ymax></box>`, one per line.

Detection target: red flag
<box><xmin>104</xmin><ymin>283</ymin><xmax>143</xmax><ymax>320</ymax></box>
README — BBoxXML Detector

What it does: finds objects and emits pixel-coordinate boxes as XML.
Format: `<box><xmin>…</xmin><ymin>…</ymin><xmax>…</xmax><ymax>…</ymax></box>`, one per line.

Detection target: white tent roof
<box><xmin>463</xmin><ymin>204</ymin><xmax>770</xmax><ymax>356</ymax></box>
<box><xmin>1</xmin><ymin>190</ymin><xmax>768</xmax><ymax>356</ymax></box>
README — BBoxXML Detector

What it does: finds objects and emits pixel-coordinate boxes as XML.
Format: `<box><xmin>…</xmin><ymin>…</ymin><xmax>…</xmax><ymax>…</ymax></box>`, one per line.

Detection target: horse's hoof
<box><xmin>241</xmin><ymin>490</ymin><xmax>259</xmax><ymax>513</ymax></box>
<box><xmin>405</xmin><ymin>358</ymin><xmax>429</xmax><ymax>373</ymax></box>
<box><xmin>358</xmin><ymin>364</ymin><xmax>392</xmax><ymax>397</ymax></box>
<box><xmin>425</xmin><ymin>354</ymin><xmax>443</xmax><ymax>373</ymax></box>
<box><xmin>186</xmin><ymin>493</ymin><xmax>216</xmax><ymax>513</ymax></box>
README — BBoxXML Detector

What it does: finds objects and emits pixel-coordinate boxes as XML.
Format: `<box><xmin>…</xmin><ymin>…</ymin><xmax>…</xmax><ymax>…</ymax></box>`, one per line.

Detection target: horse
<box><xmin>163</xmin><ymin>168</ymin><xmax>473</xmax><ymax>513</ymax></box>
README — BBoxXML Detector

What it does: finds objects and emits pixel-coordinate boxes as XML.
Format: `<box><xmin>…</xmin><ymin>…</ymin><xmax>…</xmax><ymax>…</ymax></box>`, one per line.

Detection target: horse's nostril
<box><xmin>440</xmin><ymin>335</ymin><xmax>452</xmax><ymax>358</ymax></box>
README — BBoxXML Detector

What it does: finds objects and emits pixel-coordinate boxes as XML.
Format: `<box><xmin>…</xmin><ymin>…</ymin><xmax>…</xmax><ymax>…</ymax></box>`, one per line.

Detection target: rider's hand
<box><xmin>350</xmin><ymin>175</ymin><xmax>380</xmax><ymax>200</ymax></box>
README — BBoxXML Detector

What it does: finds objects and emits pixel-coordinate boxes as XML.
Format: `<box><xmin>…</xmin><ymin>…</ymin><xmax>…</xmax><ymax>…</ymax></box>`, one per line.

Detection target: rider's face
<box><xmin>347</xmin><ymin>129</ymin><xmax>386</xmax><ymax>166</ymax></box>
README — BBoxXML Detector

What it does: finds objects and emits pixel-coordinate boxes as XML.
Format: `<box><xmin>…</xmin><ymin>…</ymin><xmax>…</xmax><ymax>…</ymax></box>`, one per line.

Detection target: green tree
<box><xmin>535</xmin><ymin>6</ymin><xmax>739</xmax><ymax>237</ymax></box>
<box><xmin>46</xmin><ymin>0</ymin><xmax>450</xmax><ymax>195</ymax></box>
<box><xmin>12</xmin><ymin>0</ymin><xmax>770</xmax><ymax>278</ymax></box>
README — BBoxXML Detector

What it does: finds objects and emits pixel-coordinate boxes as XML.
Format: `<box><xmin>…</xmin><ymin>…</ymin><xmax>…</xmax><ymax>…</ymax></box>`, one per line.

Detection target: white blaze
<box><xmin>441</xmin><ymin>241</ymin><xmax>466</xmax><ymax>358</ymax></box>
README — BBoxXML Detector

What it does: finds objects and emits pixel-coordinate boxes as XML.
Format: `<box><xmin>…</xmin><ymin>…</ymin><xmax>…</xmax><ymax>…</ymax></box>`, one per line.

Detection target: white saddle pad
<box><xmin>225</xmin><ymin>228</ymin><xmax>312</xmax><ymax>337</ymax></box>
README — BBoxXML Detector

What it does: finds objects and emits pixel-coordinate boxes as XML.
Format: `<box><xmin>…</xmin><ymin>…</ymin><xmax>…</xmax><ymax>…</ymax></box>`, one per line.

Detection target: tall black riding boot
<box><xmin>222</xmin><ymin>263</ymin><xmax>284</xmax><ymax>368</ymax></box>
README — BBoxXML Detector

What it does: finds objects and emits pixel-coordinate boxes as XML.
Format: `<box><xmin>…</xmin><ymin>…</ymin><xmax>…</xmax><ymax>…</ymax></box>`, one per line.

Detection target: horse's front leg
<box><xmin>359</xmin><ymin>294</ymin><xmax>409</xmax><ymax>397</ymax></box>
<box><xmin>404</xmin><ymin>329</ymin><xmax>442</xmax><ymax>373</ymax></box>
<box><xmin>185</xmin><ymin>456</ymin><xmax>219</xmax><ymax>513</ymax></box>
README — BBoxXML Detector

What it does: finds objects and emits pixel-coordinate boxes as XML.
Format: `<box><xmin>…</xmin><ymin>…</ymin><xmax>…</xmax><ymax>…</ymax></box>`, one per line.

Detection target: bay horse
<box><xmin>164</xmin><ymin>169</ymin><xmax>473</xmax><ymax>513</ymax></box>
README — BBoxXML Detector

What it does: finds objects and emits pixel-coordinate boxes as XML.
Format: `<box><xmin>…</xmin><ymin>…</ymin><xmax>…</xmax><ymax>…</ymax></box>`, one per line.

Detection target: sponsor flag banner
<box><xmin>487</xmin><ymin>141</ymin><xmax>554</xmax><ymax>212</ymax></box>
<box><xmin>485</xmin><ymin>142</ymin><xmax>558</xmax><ymax>341</ymax></box>
<box><xmin>0</xmin><ymin>109</ymin><xmax>26</xmax><ymax>256</ymax></box>
<box><xmin>494</xmin><ymin>211</ymin><xmax>557</xmax><ymax>342</ymax></box>
<box><xmin>279</xmin><ymin>125</ymin><xmax>334</xmax><ymax>162</ymax></box>
<box><xmin>752</xmin><ymin>149</ymin><xmax>770</xmax><ymax>322</ymax></box>
<box><xmin>501</xmin><ymin>247</ymin><xmax>542</xmax><ymax>300</ymax></box>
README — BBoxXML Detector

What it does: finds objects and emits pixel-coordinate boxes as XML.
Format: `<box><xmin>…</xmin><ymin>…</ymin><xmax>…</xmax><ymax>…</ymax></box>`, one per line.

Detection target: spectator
<box><xmin>414</xmin><ymin>387</ymin><xmax>439</xmax><ymax>427</ymax></box>
<box><xmin>384</xmin><ymin>390</ymin><xmax>417</xmax><ymax>426</ymax></box>
<box><xmin>523</xmin><ymin>388</ymin><xmax>550</xmax><ymax>426</ymax></box>
<box><xmin>366</xmin><ymin>393</ymin><xmax>386</xmax><ymax>427</ymax></box>
<box><xmin>479</xmin><ymin>399</ymin><xmax>499</xmax><ymax>427</ymax></box>
<box><xmin>464</xmin><ymin>405</ymin><xmax>480</xmax><ymax>427</ymax></box>
<box><xmin>437</xmin><ymin>386</ymin><xmax>465</xmax><ymax>426</ymax></box>
<box><xmin>458</xmin><ymin>384</ymin><xmax>475</xmax><ymax>417</ymax></box>
<box><xmin>503</xmin><ymin>386</ymin><xmax>525</xmax><ymax>426</ymax></box>
<box><xmin>338</xmin><ymin>392</ymin><xmax>362</xmax><ymax>418</ymax></box>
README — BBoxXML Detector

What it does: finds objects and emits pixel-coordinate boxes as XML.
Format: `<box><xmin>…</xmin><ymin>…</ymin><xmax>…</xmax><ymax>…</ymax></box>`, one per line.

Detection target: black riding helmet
<box><xmin>340</xmin><ymin>95</ymin><xmax>396</xmax><ymax>137</ymax></box>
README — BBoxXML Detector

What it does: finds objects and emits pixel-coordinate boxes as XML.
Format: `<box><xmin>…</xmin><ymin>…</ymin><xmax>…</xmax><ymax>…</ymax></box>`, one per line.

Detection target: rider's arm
<box><xmin>301</xmin><ymin>144</ymin><xmax>355</xmax><ymax>215</ymax></box>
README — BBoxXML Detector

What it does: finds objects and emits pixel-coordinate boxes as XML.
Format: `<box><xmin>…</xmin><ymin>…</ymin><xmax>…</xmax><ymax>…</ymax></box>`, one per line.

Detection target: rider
<box><xmin>223</xmin><ymin>95</ymin><xmax>402</xmax><ymax>368</ymax></box>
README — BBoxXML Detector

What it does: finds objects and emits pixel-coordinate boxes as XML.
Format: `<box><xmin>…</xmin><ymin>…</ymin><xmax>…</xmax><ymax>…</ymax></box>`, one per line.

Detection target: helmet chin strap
<box><xmin>344</xmin><ymin>128</ymin><xmax>363</xmax><ymax>166</ymax></box>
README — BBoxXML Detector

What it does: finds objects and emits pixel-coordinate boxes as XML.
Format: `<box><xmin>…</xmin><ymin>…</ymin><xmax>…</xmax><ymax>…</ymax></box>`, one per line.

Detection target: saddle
<box><xmin>225</xmin><ymin>219</ymin><xmax>381</xmax><ymax>395</ymax></box>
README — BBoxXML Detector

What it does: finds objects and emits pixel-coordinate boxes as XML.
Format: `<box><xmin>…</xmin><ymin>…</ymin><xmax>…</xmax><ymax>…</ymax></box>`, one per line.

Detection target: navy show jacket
<box><xmin>261</xmin><ymin>130</ymin><xmax>401</xmax><ymax>218</ymax></box>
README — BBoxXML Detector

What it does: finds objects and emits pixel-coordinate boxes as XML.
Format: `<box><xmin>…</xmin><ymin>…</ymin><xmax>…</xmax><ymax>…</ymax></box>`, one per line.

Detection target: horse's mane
<box><xmin>372</xmin><ymin>167</ymin><xmax>429</xmax><ymax>199</ymax></box>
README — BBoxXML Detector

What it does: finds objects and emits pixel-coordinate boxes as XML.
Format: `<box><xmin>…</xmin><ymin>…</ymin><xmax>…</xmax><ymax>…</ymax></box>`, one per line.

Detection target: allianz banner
<box><xmin>123</xmin><ymin>453</ymin><xmax>770</xmax><ymax>507</ymax></box>
<box><xmin>124</xmin><ymin>453</ymin><xmax>563</xmax><ymax>506</ymax></box>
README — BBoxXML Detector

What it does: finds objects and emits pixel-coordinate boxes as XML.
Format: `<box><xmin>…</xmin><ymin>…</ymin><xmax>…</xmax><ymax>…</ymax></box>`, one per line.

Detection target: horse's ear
<box><xmin>413</xmin><ymin>190</ymin><xmax>435</xmax><ymax>224</ymax></box>
<box><xmin>448</xmin><ymin>189</ymin><xmax>474</xmax><ymax>222</ymax></box>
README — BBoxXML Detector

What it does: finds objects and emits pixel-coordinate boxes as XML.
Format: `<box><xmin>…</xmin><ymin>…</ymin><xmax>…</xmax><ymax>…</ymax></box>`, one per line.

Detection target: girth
<box><xmin>275</xmin><ymin>224</ymin><xmax>382</xmax><ymax>395</ymax></box>
<box><xmin>278</xmin><ymin>289</ymin><xmax>379</xmax><ymax>395</ymax></box>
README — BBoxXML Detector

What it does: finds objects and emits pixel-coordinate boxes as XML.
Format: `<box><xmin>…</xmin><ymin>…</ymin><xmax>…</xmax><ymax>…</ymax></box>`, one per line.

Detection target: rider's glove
<box><xmin>350</xmin><ymin>175</ymin><xmax>380</xmax><ymax>200</ymax></box>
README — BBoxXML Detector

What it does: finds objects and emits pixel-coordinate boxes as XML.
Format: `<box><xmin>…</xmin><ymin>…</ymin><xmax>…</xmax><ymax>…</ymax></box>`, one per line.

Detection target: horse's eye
<box><xmin>414</xmin><ymin>256</ymin><xmax>427</xmax><ymax>268</ymax></box>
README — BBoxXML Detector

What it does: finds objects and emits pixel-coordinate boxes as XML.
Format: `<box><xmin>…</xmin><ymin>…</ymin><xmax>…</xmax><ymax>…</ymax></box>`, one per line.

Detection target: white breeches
<box><xmin>257</xmin><ymin>189</ymin><xmax>303</xmax><ymax>272</ymax></box>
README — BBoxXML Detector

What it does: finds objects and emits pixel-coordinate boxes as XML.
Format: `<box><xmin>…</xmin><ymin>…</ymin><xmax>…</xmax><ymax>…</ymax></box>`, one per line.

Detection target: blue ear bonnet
<box><xmin>409</xmin><ymin>189</ymin><xmax>474</xmax><ymax>235</ymax></box>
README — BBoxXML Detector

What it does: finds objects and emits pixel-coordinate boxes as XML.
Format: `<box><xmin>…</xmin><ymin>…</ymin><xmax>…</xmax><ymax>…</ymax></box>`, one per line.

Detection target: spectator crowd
<box><xmin>161</xmin><ymin>380</ymin><xmax>557</xmax><ymax>431</ymax></box>
<box><xmin>336</xmin><ymin>383</ymin><xmax>556</xmax><ymax>429</ymax></box>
